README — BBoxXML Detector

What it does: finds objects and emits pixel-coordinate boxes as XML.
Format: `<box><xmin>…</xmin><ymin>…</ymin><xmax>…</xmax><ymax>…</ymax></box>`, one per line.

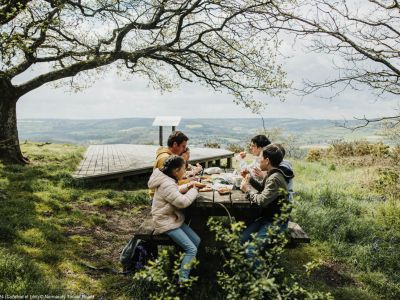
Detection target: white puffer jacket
<box><xmin>148</xmin><ymin>168</ymin><xmax>198</xmax><ymax>234</ymax></box>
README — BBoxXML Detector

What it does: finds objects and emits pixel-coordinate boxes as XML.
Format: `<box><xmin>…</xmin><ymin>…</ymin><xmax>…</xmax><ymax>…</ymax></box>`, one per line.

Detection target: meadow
<box><xmin>0</xmin><ymin>142</ymin><xmax>399</xmax><ymax>299</ymax></box>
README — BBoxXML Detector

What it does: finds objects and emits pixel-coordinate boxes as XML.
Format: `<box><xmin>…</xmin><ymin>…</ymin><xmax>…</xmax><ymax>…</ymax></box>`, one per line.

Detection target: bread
<box><xmin>199</xmin><ymin>186</ymin><xmax>213</xmax><ymax>192</ymax></box>
<box><xmin>218</xmin><ymin>187</ymin><xmax>231</xmax><ymax>195</ymax></box>
<box><xmin>194</xmin><ymin>182</ymin><xmax>207</xmax><ymax>188</ymax></box>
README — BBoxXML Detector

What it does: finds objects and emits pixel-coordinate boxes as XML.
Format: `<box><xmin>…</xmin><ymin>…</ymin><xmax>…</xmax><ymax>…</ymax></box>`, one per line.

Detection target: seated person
<box><xmin>239</xmin><ymin>144</ymin><xmax>289</xmax><ymax>264</ymax></box>
<box><xmin>236</xmin><ymin>135</ymin><xmax>271</xmax><ymax>179</ymax></box>
<box><xmin>148</xmin><ymin>155</ymin><xmax>201</xmax><ymax>283</ymax></box>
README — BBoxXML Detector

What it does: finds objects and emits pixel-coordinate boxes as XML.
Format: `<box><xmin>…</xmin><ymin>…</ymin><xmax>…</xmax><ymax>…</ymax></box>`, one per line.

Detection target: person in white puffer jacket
<box><xmin>148</xmin><ymin>155</ymin><xmax>200</xmax><ymax>283</ymax></box>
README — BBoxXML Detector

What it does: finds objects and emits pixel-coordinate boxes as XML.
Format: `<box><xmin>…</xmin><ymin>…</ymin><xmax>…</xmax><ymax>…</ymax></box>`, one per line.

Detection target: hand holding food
<box><xmin>239</xmin><ymin>151</ymin><xmax>247</xmax><ymax>159</ymax></box>
<box><xmin>240</xmin><ymin>169</ymin><xmax>249</xmax><ymax>178</ymax></box>
<box><xmin>252</xmin><ymin>167</ymin><xmax>263</xmax><ymax>178</ymax></box>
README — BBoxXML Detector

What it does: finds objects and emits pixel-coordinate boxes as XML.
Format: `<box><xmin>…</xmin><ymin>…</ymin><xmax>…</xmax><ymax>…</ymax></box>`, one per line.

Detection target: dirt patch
<box><xmin>67</xmin><ymin>203</ymin><xmax>151</xmax><ymax>271</ymax></box>
<box><xmin>311</xmin><ymin>261</ymin><xmax>356</xmax><ymax>288</ymax></box>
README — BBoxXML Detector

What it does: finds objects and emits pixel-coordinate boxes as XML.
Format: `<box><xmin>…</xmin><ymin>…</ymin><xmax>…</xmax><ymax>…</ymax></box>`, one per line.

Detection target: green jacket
<box><xmin>245</xmin><ymin>168</ymin><xmax>288</xmax><ymax>220</ymax></box>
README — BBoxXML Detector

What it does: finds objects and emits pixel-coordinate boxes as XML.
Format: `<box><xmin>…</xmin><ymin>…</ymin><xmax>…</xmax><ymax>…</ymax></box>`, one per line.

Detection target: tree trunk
<box><xmin>0</xmin><ymin>79</ymin><xmax>29</xmax><ymax>164</ymax></box>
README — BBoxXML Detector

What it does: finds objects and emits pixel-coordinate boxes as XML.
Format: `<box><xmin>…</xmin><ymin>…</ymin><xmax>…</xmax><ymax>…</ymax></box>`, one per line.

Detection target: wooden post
<box><xmin>172</xmin><ymin>126</ymin><xmax>176</xmax><ymax>132</ymax></box>
<box><xmin>227</xmin><ymin>157</ymin><xmax>232</xmax><ymax>168</ymax></box>
<box><xmin>159</xmin><ymin>126</ymin><xmax>163</xmax><ymax>146</ymax></box>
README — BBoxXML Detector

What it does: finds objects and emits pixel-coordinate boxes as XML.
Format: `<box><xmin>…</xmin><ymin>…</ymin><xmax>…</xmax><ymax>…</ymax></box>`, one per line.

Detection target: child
<box><xmin>240</xmin><ymin>144</ymin><xmax>289</xmax><ymax>263</ymax></box>
<box><xmin>148</xmin><ymin>155</ymin><xmax>200</xmax><ymax>282</ymax></box>
<box><xmin>236</xmin><ymin>135</ymin><xmax>271</xmax><ymax>179</ymax></box>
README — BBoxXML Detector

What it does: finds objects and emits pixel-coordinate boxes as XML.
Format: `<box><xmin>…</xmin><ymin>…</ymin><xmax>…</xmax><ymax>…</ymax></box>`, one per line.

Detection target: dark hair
<box><xmin>275</xmin><ymin>143</ymin><xmax>286</xmax><ymax>158</ymax></box>
<box><xmin>262</xmin><ymin>144</ymin><xmax>283</xmax><ymax>167</ymax></box>
<box><xmin>251</xmin><ymin>135</ymin><xmax>271</xmax><ymax>148</ymax></box>
<box><xmin>167</xmin><ymin>131</ymin><xmax>189</xmax><ymax>147</ymax></box>
<box><xmin>161</xmin><ymin>155</ymin><xmax>185</xmax><ymax>180</ymax></box>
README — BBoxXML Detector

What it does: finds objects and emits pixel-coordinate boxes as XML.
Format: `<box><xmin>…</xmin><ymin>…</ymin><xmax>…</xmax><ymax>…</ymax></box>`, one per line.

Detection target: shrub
<box><xmin>132</xmin><ymin>250</ymin><xmax>198</xmax><ymax>299</ymax></box>
<box><xmin>208</xmin><ymin>214</ymin><xmax>332</xmax><ymax>300</ymax></box>
<box><xmin>227</xmin><ymin>143</ymin><xmax>245</xmax><ymax>153</ymax></box>
<box><xmin>204</xmin><ymin>142</ymin><xmax>221</xmax><ymax>149</ymax></box>
<box><xmin>306</xmin><ymin>148</ymin><xmax>324</xmax><ymax>161</ymax></box>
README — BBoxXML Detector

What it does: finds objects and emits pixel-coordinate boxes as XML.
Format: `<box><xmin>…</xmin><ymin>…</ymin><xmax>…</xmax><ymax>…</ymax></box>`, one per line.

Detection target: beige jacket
<box><xmin>148</xmin><ymin>168</ymin><xmax>198</xmax><ymax>234</ymax></box>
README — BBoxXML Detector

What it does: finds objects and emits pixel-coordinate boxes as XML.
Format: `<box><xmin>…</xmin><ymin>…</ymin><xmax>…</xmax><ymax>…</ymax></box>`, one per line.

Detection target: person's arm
<box><xmin>178</xmin><ymin>181</ymin><xmax>197</xmax><ymax>194</ymax></box>
<box><xmin>164</xmin><ymin>184</ymin><xmax>199</xmax><ymax>209</ymax></box>
<box><xmin>249</xmin><ymin>176</ymin><xmax>264</xmax><ymax>192</ymax></box>
<box><xmin>245</xmin><ymin>176</ymin><xmax>281</xmax><ymax>207</ymax></box>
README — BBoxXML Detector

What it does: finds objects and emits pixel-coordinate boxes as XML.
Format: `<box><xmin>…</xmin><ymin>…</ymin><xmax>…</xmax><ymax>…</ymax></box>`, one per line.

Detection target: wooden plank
<box><xmin>74</xmin><ymin>144</ymin><xmax>234</xmax><ymax>180</ymax></box>
<box><xmin>134</xmin><ymin>218</ymin><xmax>310</xmax><ymax>246</ymax></box>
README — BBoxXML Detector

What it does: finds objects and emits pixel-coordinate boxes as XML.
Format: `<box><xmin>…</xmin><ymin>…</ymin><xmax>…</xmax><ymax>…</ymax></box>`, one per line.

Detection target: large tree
<box><xmin>264</xmin><ymin>0</ymin><xmax>400</xmax><ymax>127</ymax></box>
<box><xmin>0</xmin><ymin>0</ymin><xmax>289</xmax><ymax>164</ymax></box>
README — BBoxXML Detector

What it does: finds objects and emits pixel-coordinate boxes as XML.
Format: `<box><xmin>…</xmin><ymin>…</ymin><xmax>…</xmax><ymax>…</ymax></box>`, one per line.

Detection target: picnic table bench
<box><xmin>134</xmin><ymin>189</ymin><xmax>310</xmax><ymax>249</ymax></box>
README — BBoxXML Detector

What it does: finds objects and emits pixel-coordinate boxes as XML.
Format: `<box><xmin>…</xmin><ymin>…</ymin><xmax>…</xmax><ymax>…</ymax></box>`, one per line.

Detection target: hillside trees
<box><xmin>0</xmin><ymin>0</ymin><xmax>290</xmax><ymax>164</ymax></box>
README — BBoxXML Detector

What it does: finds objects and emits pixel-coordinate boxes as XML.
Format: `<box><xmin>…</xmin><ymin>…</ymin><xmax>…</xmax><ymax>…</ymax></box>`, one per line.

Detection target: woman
<box><xmin>148</xmin><ymin>155</ymin><xmax>200</xmax><ymax>282</ymax></box>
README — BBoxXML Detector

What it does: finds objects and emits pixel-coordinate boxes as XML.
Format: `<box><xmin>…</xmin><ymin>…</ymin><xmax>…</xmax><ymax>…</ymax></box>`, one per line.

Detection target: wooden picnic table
<box><xmin>135</xmin><ymin>187</ymin><xmax>310</xmax><ymax>246</ymax></box>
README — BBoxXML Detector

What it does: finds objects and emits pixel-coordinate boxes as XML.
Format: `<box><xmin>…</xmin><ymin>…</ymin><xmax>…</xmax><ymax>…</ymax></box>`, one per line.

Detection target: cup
<box><xmin>234</xmin><ymin>176</ymin><xmax>242</xmax><ymax>188</ymax></box>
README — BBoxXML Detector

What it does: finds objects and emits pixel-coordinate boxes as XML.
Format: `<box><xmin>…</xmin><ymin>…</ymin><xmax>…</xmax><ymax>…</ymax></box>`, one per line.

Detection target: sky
<box><xmin>16</xmin><ymin>39</ymin><xmax>399</xmax><ymax>121</ymax></box>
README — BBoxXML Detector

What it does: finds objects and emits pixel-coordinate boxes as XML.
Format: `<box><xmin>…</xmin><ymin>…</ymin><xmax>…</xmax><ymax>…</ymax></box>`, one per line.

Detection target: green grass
<box><xmin>0</xmin><ymin>142</ymin><xmax>399</xmax><ymax>299</ymax></box>
<box><xmin>284</xmin><ymin>157</ymin><xmax>400</xmax><ymax>299</ymax></box>
<box><xmin>0</xmin><ymin>142</ymin><xmax>149</xmax><ymax>299</ymax></box>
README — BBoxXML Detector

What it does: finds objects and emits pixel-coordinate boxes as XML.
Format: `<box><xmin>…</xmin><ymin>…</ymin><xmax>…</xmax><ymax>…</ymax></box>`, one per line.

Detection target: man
<box><xmin>154</xmin><ymin>131</ymin><xmax>189</xmax><ymax>169</ymax></box>
<box><xmin>149</xmin><ymin>131</ymin><xmax>189</xmax><ymax>198</ymax></box>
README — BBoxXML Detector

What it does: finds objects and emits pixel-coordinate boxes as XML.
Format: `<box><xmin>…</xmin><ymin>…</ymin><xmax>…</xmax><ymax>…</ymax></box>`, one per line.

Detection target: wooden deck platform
<box><xmin>73</xmin><ymin>144</ymin><xmax>234</xmax><ymax>181</ymax></box>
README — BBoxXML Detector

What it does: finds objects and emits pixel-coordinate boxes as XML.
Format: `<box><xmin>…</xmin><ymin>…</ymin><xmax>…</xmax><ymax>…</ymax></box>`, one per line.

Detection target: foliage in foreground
<box><xmin>132</xmin><ymin>212</ymin><xmax>331</xmax><ymax>300</ymax></box>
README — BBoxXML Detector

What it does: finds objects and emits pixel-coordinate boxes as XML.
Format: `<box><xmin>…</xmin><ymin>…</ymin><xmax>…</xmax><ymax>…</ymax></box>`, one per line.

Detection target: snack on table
<box><xmin>218</xmin><ymin>187</ymin><xmax>231</xmax><ymax>195</ymax></box>
<box><xmin>199</xmin><ymin>186</ymin><xmax>213</xmax><ymax>192</ymax></box>
<box><xmin>194</xmin><ymin>182</ymin><xmax>207</xmax><ymax>188</ymax></box>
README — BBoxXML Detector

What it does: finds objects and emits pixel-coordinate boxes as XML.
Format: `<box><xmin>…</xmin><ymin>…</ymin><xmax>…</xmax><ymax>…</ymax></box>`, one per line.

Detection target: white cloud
<box><xmin>17</xmin><ymin>41</ymin><xmax>399</xmax><ymax>120</ymax></box>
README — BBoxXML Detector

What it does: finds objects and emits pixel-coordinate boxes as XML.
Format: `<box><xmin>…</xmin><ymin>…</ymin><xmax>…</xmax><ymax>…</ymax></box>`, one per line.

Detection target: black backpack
<box><xmin>120</xmin><ymin>236</ymin><xmax>158</xmax><ymax>274</ymax></box>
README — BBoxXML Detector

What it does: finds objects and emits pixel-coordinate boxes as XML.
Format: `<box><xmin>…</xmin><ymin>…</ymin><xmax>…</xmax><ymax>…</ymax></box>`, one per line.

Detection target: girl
<box><xmin>148</xmin><ymin>155</ymin><xmax>200</xmax><ymax>282</ymax></box>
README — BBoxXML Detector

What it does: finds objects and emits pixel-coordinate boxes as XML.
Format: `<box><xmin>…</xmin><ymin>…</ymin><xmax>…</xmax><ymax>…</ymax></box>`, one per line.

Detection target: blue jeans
<box><xmin>165</xmin><ymin>223</ymin><xmax>201</xmax><ymax>281</ymax></box>
<box><xmin>240</xmin><ymin>218</ymin><xmax>288</xmax><ymax>268</ymax></box>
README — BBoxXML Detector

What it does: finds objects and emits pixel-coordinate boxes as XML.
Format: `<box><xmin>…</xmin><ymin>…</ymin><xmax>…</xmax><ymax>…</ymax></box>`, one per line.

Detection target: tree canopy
<box><xmin>1</xmin><ymin>0</ymin><xmax>289</xmax><ymax>102</ymax></box>
<box><xmin>0</xmin><ymin>0</ymin><xmax>290</xmax><ymax>163</ymax></box>
<box><xmin>264</xmin><ymin>0</ymin><xmax>400</xmax><ymax>126</ymax></box>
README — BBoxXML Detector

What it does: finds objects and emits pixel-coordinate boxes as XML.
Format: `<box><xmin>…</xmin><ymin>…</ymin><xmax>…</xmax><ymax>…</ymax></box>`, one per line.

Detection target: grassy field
<box><xmin>0</xmin><ymin>142</ymin><xmax>399</xmax><ymax>299</ymax></box>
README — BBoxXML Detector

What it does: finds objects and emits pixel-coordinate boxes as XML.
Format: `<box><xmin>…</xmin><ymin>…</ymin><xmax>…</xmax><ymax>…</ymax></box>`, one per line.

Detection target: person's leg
<box><xmin>243</xmin><ymin>220</ymin><xmax>271</xmax><ymax>259</ymax></box>
<box><xmin>240</xmin><ymin>220</ymin><xmax>262</xmax><ymax>245</ymax></box>
<box><xmin>180</xmin><ymin>223</ymin><xmax>201</xmax><ymax>248</ymax></box>
<box><xmin>165</xmin><ymin>226</ymin><xmax>198</xmax><ymax>282</ymax></box>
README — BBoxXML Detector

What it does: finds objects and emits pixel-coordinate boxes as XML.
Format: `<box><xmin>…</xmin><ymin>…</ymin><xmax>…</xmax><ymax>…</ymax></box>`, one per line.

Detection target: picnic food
<box><xmin>218</xmin><ymin>187</ymin><xmax>231</xmax><ymax>195</ymax></box>
<box><xmin>193</xmin><ymin>182</ymin><xmax>207</xmax><ymax>188</ymax></box>
<box><xmin>199</xmin><ymin>186</ymin><xmax>213</xmax><ymax>192</ymax></box>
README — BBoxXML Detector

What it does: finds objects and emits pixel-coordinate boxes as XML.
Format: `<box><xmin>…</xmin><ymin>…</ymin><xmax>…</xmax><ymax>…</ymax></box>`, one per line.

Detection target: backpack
<box><xmin>120</xmin><ymin>236</ymin><xmax>158</xmax><ymax>274</ymax></box>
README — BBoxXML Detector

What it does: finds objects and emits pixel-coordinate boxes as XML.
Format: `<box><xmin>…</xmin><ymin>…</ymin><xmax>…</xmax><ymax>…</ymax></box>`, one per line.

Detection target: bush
<box><xmin>227</xmin><ymin>143</ymin><xmax>245</xmax><ymax>153</ymax></box>
<box><xmin>204</xmin><ymin>142</ymin><xmax>221</xmax><ymax>149</ymax></box>
<box><xmin>306</xmin><ymin>148</ymin><xmax>324</xmax><ymax>161</ymax></box>
<box><xmin>207</xmin><ymin>215</ymin><xmax>332</xmax><ymax>300</ymax></box>
<box><xmin>132</xmin><ymin>250</ymin><xmax>198</xmax><ymax>299</ymax></box>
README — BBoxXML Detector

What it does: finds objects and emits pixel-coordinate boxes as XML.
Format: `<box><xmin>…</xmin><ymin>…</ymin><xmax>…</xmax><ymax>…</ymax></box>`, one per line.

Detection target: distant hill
<box><xmin>17</xmin><ymin>118</ymin><xmax>387</xmax><ymax>147</ymax></box>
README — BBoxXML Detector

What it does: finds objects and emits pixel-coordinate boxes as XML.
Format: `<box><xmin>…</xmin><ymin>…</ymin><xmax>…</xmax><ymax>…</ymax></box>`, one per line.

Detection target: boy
<box><xmin>240</xmin><ymin>144</ymin><xmax>289</xmax><ymax>262</ymax></box>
